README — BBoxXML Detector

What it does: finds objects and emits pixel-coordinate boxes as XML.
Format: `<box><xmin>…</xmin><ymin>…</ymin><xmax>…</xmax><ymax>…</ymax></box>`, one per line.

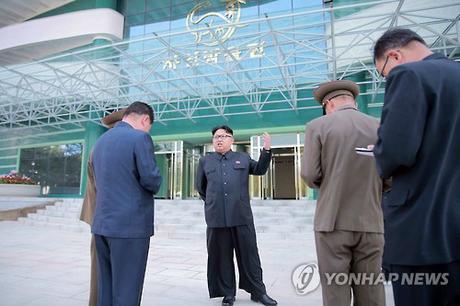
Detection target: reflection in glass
<box><xmin>250</xmin><ymin>133</ymin><xmax>312</xmax><ymax>200</ymax></box>
<box><xmin>154</xmin><ymin>140</ymin><xmax>183</xmax><ymax>199</ymax></box>
<box><xmin>19</xmin><ymin>143</ymin><xmax>83</xmax><ymax>195</ymax></box>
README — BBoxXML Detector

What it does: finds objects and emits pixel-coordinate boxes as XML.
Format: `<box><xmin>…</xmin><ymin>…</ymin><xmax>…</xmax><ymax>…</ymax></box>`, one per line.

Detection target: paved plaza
<box><xmin>0</xmin><ymin>219</ymin><xmax>394</xmax><ymax>306</ymax></box>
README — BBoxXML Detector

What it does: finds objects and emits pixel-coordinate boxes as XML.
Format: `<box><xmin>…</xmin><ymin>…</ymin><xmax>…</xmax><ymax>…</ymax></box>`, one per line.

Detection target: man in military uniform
<box><xmin>301</xmin><ymin>80</ymin><xmax>385</xmax><ymax>306</ymax></box>
<box><xmin>196</xmin><ymin>125</ymin><xmax>277</xmax><ymax>306</ymax></box>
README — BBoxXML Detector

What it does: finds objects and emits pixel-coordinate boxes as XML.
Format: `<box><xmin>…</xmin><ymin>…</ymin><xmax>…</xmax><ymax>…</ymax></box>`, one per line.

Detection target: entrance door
<box><xmin>272</xmin><ymin>149</ymin><xmax>296</xmax><ymax>199</ymax></box>
<box><xmin>250</xmin><ymin>133</ymin><xmax>313</xmax><ymax>200</ymax></box>
<box><xmin>154</xmin><ymin>140</ymin><xmax>184</xmax><ymax>199</ymax></box>
<box><xmin>155</xmin><ymin>153</ymin><xmax>172</xmax><ymax>199</ymax></box>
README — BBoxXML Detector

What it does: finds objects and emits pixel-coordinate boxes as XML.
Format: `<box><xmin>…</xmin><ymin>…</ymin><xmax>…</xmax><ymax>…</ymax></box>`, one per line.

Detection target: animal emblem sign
<box><xmin>186</xmin><ymin>0</ymin><xmax>246</xmax><ymax>46</ymax></box>
<box><xmin>162</xmin><ymin>0</ymin><xmax>264</xmax><ymax>71</ymax></box>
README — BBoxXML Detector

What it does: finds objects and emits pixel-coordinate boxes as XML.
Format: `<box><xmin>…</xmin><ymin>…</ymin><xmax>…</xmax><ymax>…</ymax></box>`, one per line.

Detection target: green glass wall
<box><xmin>0</xmin><ymin>123</ymin><xmax>106</xmax><ymax>197</ymax></box>
<box><xmin>120</xmin><ymin>0</ymin><xmax>325</xmax><ymax>39</ymax></box>
<box><xmin>19</xmin><ymin>143</ymin><xmax>83</xmax><ymax>195</ymax></box>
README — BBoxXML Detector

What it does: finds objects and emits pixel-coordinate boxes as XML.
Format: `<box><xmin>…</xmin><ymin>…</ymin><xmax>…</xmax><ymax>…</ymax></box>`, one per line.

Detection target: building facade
<box><xmin>0</xmin><ymin>0</ymin><xmax>458</xmax><ymax>199</ymax></box>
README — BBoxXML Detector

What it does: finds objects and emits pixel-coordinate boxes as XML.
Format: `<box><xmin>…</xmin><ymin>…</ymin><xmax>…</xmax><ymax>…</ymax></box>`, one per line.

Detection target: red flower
<box><xmin>0</xmin><ymin>171</ymin><xmax>36</xmax><ymax>185</ymax></box>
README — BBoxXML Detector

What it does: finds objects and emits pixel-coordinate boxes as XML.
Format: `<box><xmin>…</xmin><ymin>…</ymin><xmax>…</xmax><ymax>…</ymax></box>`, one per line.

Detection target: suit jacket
<box><xmin>374</xmin><ymin>53</ymin><xmax>460</xmax><ymax>265</ymax></box>
<box><xmin>91</xmin><ymin>121</ymin><xmax>162</xmax><ymax>238</ymax></box>
<box><xmin>80</xmin><ymin>152</ymin><xmax>96</xmax><ymax>225</ymax></box>
<box><xmin>301</xmin><ymin>106</ymin><xmax>384</xmax><ymax>233</ymax></box>
<box><xmin>195</xmin><ymin>150</ymin><xmax>271</xmax><ymax>227</ymax></box>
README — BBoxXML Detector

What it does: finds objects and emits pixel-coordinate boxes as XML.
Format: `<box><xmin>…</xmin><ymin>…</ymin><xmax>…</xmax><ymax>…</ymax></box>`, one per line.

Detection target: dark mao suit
<box><xmin>92</xmin><ymin>121</ymin><xmax>162</xmax><ymax>306</ymax></box>
<box><xmin>374</xmin><ymin>53</ymin><xmax>460</xmax><ymax>305</ymax></box>
<box><xmin>196</xmin><ymin>149</ymin><xmax>271</xmax><ymax>298</ymax></box>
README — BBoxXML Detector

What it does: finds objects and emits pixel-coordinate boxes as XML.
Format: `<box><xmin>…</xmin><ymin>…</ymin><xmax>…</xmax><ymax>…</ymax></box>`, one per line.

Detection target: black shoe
<box><xmin>250</xmin><ymin>293</ymin><xmax>277</xmax><ymax>306</ymax></box>
<box><xmin>222</xmin><ymin>296</ymin><xmax>235</xmax><ymax>306</ymax></box>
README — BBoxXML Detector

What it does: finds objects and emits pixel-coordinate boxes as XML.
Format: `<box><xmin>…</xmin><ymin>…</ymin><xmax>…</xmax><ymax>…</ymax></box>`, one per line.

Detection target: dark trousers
<box><xmin>94</xmin><ymin>235</ymin><xmax>150</xmax><ymax>306</ymax></box>
<box><xmin>390</xmin><ymin>261</ymin><xmax>460</xmax><ymax>306</ymax></box>
<box><xmin>206</xmin><ymin>224</ymin><xmax>267</xmax><ymax>298</ymax></box>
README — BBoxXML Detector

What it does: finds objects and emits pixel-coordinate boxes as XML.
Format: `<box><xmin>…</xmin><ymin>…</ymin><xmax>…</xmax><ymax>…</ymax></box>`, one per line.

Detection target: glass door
<box><xmin>250</xmin><ymin>133</ymin><xmax>312</xmax><ymax>200</ymax></box>
<box><xmin>154</xmin><ymin>140</ymin><xmax>183</xmax><ymax>199</ymax></box>
<box><xmin>184</xmin><ymin>147</ymin><xmax>201</xmax><ymax>198</ymax></box>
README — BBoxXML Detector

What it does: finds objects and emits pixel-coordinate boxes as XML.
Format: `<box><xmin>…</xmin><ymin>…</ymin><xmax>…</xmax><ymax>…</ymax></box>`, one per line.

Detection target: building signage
<box><xmin>163</xmin><ymin>0</ymin><xmax>265</xmax><ymax>71</ymax></box>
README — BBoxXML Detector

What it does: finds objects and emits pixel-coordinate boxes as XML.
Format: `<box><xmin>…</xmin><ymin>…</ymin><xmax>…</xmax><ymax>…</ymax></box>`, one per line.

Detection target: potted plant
<box><xmin>0</xmin><ymin>170</ymin><xmax>41</xmax><ymax>197</ymax></box>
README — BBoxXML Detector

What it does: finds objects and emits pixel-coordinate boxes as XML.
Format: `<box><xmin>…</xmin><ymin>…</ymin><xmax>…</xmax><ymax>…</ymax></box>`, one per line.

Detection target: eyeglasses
<box><xmin>378</xmin><ymin>54</ymin><xmax>390</xmax><ymax>78</ymax></box>
<box><xmin>213</xmin><ymin>134</ymin><xmax>233</xmax><ymax>140</ymax></box>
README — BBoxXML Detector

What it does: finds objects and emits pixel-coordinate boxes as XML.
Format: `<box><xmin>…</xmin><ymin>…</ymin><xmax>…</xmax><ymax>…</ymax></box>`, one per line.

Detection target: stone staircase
<box><xmin>156</xmin><ymin>200</ymin><xmax>316</xmax><ymax>239</ymax></box>
<box><xmin>17</xmin><ymin>199</ymin><xmax>317</xmax><ymax>239</ymax></box>
<box><xmin>18</xmin><ymin>199</ymin><xmax>88</xmax><ymax>232</ymax></box>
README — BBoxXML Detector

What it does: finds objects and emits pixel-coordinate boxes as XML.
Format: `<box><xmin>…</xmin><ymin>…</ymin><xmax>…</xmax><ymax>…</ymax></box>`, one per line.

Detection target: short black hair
<box><xmin>123</xmin><ymin>101</ymin><xmax>154</xmax><ymax>124</ymax></box>
<box><xmin>212</xmin><ymin>125</ymin><xmax>233</xmax><ymax>136</ymax></box>
<box><xmin>373</xmin><ymin>28</ymin><xmax>427</xmax><ymax>61</ymax></box>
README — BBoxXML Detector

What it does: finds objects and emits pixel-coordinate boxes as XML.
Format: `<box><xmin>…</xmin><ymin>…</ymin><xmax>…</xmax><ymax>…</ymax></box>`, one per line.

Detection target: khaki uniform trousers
<box><xmin>89</xmin><ymin>235</ymin><xmax>97</xmax><ymax>306</ymax></box>
<box><xmin>315</xmin><ymin>230</ymin><xmax>385</xmax><ymax>306</ymax></box>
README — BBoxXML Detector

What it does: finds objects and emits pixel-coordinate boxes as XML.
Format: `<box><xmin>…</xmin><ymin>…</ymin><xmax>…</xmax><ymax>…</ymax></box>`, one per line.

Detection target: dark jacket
<box><xmin>196</xmin><ymin>150</ymin><xmax>271</xmax><ymax>227</ymax></box>
<box><xmin>91</xmin><ymin>121</ymin><xmax>162</xmax><ymax>238</ymax></box>
<box><xmin>374</xmin><ymin>53</ymin><xmax>460</xmax><ymax>265</ymax></box>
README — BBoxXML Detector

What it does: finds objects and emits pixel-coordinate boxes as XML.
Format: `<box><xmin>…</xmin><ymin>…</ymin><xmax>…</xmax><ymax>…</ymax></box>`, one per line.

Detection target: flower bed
<box><xmin>0</xmin><ymin>171</ymin><xmax>40</xmax><ymax>197</ymax></box>
<box><xmin>0</xmin><ymin>171</ymin><xmax>35</xmax><ymax>185</ymax></box>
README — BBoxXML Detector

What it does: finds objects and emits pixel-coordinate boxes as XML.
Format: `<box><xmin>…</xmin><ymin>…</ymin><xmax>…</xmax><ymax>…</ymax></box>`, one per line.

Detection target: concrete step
<box><xmin>156</xmin><ymin>200</ymin><xmax>315</xmax><ymax>207</ymax></box>
<box><xmin>54</xmin><ymin>201</ymin><xmax>81</xmax><ymax>209</ymax></box>
<box><xmin>155</xmin><ymin>215</ymin><xmax>313</xmax><ymax>226</ymax></box>
<box><xmin>18</xmin><ymin>217</ymin><xmax>88</xmax><ymax>232</ymax></box>
<box><xmin>18</xmin><ymin>199</ymin><xmax>316</xmax><ymax>237</ymax></box>
<box><xmin>251</xmin><ymin>200</ymin><xmax>316</xmax><ymax>207</ymax></box>
<box><xmin>155</xmin><ymin>223</ymin><xmax>314</xmax><ymax>232</ymax></box>
<box><xmin>50</xmin><ymin>204</ymin><xmax>81</xmax><ymax>215</ymax></box>
<box><xmin>155</xmin><ymin>206</ymin><xmax>313</xmax><ymax>216</ymax></box>
<box><xmin>27</xmin><ymin>213</ymin><xmax>82</xmax><ymax>225</ymax></box>
<box><xmin>36</xmin><ymin>209</ymin><xmax>80</xmax><ymax>218</ymax></box>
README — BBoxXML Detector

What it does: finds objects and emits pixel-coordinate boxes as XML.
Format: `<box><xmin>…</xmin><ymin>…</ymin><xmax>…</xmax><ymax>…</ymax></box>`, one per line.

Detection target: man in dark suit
<box><xmin>79</xmin><ymin>108</ymin><xmax>126</xmax><ymax>306</ymax></box>
<box><xmin>91</xmin><ymin>101</ymin><xmax>162</xmax><ymax>306</ymax></box>
<box><xmin>195</xmin><ymin>125</ymin><xmax>277</xmax><ymax>306</ymax></box>
<box><xmin>373</xmin><ymin>28</ymin><xmax>460</xmax><ymax>305</ymax></box>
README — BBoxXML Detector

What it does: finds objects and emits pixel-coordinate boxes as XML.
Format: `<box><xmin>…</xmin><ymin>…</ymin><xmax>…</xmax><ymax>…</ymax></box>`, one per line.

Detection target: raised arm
<box><xmin>249</xmin><ymin>149</ymin><xmax>272</xmax><ymax>175</ymax></box>
<box><xmin>249</xmin><ymin>132</ymin><xmax>272</xmax><ymax>175</ymax></box>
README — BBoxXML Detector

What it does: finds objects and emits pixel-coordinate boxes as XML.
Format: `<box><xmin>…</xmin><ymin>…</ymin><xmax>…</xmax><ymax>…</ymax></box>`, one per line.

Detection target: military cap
<box><xmin>101</xmin><ymin>108</ymin><xmax>126</xmax><ymax>128</ymax></box>
<box><xmin>313</xmin><ymin>80</ymin><xmax>360</xmax><ymax>106</ymax></box>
